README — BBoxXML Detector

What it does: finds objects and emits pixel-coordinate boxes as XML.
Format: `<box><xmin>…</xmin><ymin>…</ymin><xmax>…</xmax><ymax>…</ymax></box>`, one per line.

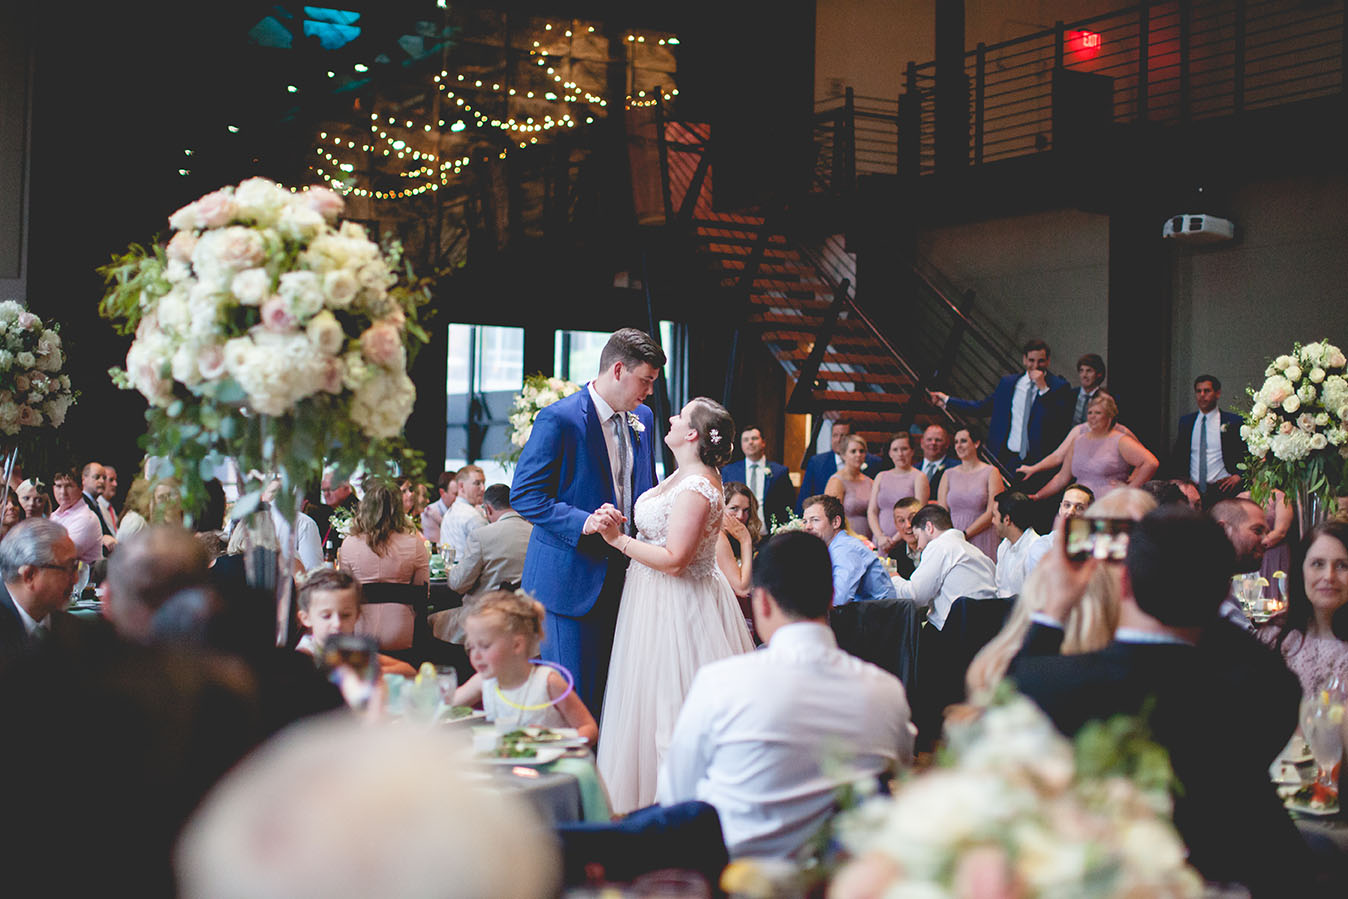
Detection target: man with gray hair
<box><xmin>104</xmin><ymin>526</ymin><xmax>211</xmax><ymax>643</ymax></box>
<box><xmin>0</xmin><ymin>518</ymin><xmax>88</xmax><ymax>657</ymax></box>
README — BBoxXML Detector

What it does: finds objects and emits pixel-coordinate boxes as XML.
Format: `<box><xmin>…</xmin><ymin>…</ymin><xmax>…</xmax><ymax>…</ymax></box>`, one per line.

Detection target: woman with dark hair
<box><xmin>338</xmin><ymin>480</ymin><xmax>430</xmax><ymax>586</ymax></box>
<box><xmin>937</xmin><ymin>426</ymin><xmax>1004</xmax><ymax>560</ymax></box>
<box><xmin>868</xmin><ymin>431</ymin><xmax>930</xmax><ymax>557</ymax></box>
<box><xmin>1259</xmin><ymin>520</ymin><xmax>1348</xmax><ymax>697</ymax></box>
<box><xmin>716</xmin><ymin>481</ymin><xmax>759</xmax><ymax>598</ymax></box>
<box><xmin>0</xmin><ymin>487</ymin><xmax>24</xmax><ymax>541</ymax></box>
<box><xmin>595</xmin><ymin>396</ymin><xmax>755</xmax><ymax>813</ymax></box>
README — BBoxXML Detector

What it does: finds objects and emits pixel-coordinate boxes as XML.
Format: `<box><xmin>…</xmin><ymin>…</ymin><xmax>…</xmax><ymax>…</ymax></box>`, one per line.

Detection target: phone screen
<box><xmin>1066</xmin><ymin>517</ymin><xmax>1133</xmax><ymax>562</ymax></box>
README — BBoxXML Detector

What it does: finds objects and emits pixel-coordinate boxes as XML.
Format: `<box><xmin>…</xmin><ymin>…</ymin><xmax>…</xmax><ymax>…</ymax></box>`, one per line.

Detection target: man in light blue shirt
<box><xmin>800</xmin><ymin>494</ymin><xmax>897</xmax><ymax>605</ymax></box>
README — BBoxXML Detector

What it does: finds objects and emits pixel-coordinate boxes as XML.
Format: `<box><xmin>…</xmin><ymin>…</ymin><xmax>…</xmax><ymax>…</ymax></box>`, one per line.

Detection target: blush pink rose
<box><xmin>17</xmin><ymin>312</ymin><xmax>38</xmax><ymax>331</ymax></box>
<box><xmin>359</xmin><ymin>322</ymin><xmax>402</xmax><ymax>367</ymax></box>
<box><xmin>198</xmin><ymin>343</ymin><xmax>227</xmax><ymax>380</ymax></box>
<box><xmin>16</xmin><ymin>405</ymin><xmax>41</xmax><ymax>427</ymax></box>
<box><xmin>952</xmin><ymin>845</ymin><xmax>1018</xmax><ymax>899</ymax></box>
<box><xmin>304</xmin><ymin>187</ymin><xmax>346</xmax><ymax>222</ymax></box>
<box><xmin>213</xmin><ymin>227</ymin><xmax>265</xmax><ymax>270</ymax></box>
<box><xmin>260</xmin><ymin>296</ymin><xmax>298</xmax><ymax>333</ymax></box>
<box><xmin>194</xmin><ymin>189</ymin><xmax>238</xmax><ymax>228</ymax></box>
<box><xmin>166</xmin><ymin>230</ymin><xmax>199</xmax><ymax>262</ymax></box>
<box><xmin>319</xmin><ymin>356</ymin><xmax>344</xmax><ymax>394</ymax></box>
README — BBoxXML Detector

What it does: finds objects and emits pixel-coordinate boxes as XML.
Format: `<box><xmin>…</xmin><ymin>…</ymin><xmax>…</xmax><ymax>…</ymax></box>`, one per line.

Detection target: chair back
<box><xmin>356</xmin><ymin>582</ymin><xmax>429</xmax><ymax>652</ymax></box>
<box><xmin>829</xmin><ymin>597</ymin><xmax>924</xmax><ymax>688</ymax></box>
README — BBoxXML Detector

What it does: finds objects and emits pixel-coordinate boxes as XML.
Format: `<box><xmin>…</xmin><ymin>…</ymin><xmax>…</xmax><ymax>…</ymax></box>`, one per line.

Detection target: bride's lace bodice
<box><xmin>632</xmin><ymin>475</ymin><xmax>723</xmax><ymax>578</ymax></box>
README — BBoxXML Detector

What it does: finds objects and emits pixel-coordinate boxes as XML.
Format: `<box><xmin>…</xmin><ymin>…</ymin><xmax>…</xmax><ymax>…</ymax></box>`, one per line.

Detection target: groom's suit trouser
<box><xmin>541</xmin><ymin>557</ymin><xmax>627</xmax><ymax>731</ymax></box>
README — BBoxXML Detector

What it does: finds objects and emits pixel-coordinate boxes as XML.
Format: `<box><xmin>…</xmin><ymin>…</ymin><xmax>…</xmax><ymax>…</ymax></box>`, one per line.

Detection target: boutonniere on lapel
<box><xmin>1220</xmin><ymin>423</ymin><xmax>1229</xmax><ymax>433</ymax></box>
<box><xmin>627</xmin><ymin>412</ymin><xmax>644</xmax><ymax>447</ymax></box>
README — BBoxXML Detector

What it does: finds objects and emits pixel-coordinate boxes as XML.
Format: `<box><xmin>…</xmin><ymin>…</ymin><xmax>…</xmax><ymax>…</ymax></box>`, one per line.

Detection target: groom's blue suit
<box><xmin>512</xmin><ymin>387</ymin><xmax>658</xmax><ymax>716</ymax></box>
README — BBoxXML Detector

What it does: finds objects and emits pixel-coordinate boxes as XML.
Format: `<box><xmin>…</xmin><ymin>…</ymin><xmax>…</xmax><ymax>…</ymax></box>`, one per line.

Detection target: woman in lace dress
<box><xmin>1259</xmin><ymin>520</ymin><xmax>1348</xmax><ymax>697</ymax></box>
<box><xmin>595</xmin><ymin>397</ymin><xmax>755</xmax><ymax>813</ymax></box>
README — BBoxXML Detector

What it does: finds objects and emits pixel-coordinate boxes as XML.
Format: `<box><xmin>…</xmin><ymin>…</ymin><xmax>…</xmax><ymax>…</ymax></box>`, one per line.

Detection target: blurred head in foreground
<box><xmin>177</xmin><ymin>717</ymin><xmax>559</xmax><ymax>899</ymax></box>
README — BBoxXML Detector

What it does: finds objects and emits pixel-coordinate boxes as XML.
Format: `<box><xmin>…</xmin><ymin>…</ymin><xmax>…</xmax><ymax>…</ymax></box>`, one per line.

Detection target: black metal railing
<box><xmin>904</xmin><ymin>0</ymin><xmax>1344</xmax><ymax>173</ymax></box>
<box><xmin>813</xmin><ymin>89</ymin><xmax>901</xmax><ymax>190</ymax></box>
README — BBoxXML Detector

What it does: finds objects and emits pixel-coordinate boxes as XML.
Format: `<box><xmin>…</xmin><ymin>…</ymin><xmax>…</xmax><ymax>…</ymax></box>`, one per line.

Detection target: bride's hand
<box><xmin>722</xmin><ymin>510</ymin><xmax>750</xmax><ymax>543</ymax></box>
<box><xmin>584</xmin><ymin>504</ymin><xmax>623</xmax><ymax>537</ymax></box>
<box><xmin>590</xmin><ymin>504</ymin><xmax>626</xmax><ymax>545</ymax></box>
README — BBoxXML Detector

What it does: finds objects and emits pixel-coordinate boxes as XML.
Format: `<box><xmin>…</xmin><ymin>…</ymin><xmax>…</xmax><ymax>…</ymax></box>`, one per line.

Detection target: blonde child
<box><xmin>295</xmin><ymin>569</ymin><xmax>415</xmax><ymax>679</ymax></box>
<box><xmin>453</xmin><ymin>590</ymin><xmax>598</xmax><ymax>745</ymax></box>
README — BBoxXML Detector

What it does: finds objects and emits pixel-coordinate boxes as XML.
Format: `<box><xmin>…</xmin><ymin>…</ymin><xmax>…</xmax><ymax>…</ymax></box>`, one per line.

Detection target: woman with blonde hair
<box><xmin>825</xmin><ymin>434</ymin><xmax>876</xmax><ymax>539</ymax></box>
<box><xmin>964</xmin><ymin>486</ymin><xmax>1157</xmax><ymax>701</ymax></box>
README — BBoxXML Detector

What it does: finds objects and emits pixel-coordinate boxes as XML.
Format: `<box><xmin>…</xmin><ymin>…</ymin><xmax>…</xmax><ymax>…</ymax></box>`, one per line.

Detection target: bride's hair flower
<box><xmin>708</xmin><ymin>428</ymin><xmax>721</xmax><ymax>444</ymax></box>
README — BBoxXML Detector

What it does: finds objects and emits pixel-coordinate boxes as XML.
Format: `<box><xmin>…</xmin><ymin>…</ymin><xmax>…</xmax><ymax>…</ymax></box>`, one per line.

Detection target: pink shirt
<box><xmin>51</xmin><ymin>503</ymin><xmax>103</xmax><ymax>564</ymax></box>
<box><xmin>339</xmin><ymin>531</ymin><xmax>430</xmax><ymax>585</ymax></box>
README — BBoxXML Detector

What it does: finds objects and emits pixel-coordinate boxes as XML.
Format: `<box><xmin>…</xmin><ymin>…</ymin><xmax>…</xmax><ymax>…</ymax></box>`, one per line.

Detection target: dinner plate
<box><xmin>1284</xmin><ymin>795</ymin><xmax>1340</xmax><ymax>817</ymax></box>
<box><xmin>476</xmin><ymin>746</ymin><xmax>565</xmax><ymax>767</ymax></box>
<box><xmin>496</xmin><ymin>726</ymin><xmax>588</xmax><ymax>748</ymax></box>
<box><xmin>441</xmin><ymin>708</ymin><xmax>486</xmax><ymax>725</ymax></box>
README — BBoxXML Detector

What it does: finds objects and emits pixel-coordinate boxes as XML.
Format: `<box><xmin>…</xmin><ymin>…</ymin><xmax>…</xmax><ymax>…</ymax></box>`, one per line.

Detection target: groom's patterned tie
<box><xmin>612</xmin><ymin>412</ymin><xmax>632</xmax><ymax>534</ymax></box>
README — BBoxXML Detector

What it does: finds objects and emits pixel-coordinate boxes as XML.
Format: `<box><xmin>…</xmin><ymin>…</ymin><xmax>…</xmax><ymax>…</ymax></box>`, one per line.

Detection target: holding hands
<box><xmin>586</xmin><ymin>503</ymin><xmax>627</xmax><ymax>543</ymax></box>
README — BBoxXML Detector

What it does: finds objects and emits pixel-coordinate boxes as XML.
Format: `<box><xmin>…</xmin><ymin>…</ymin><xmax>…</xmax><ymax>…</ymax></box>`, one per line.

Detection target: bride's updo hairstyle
<box><xmin>686</xmin><ymin>398</ymin><xmax>736</xmax><ymax>468</ymax></box>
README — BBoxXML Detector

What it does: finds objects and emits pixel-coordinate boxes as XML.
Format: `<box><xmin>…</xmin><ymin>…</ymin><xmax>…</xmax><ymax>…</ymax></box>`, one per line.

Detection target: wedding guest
<box><xmin>16</xmin><ymin>478</ymin><xmax>49</xmax><ymax>519</ymax></box>
<box><xmin>800</xmin><ymin>494</ymin><xmax>897</xmax><ymax>605</ymax></box>
<box><xmin>310</xmin><ymin>470</ymin><xmax>358</xmax><ymax>551</ymax></box>
<box><xmin>1066</xmin><ymin>353</ymin><xmax>1107</xmax><ymax>427</ymax></box>
<box><xmin>1028</xmin><ymin>394</ymin><xmax>1158</xmax><ymax>503</ymax></box>
<box><xmin>103</xmin><ymin>526</ymin><xmax>211</xmax><ymax>642</ymax></box>
<box><xmin>294</xmin><ymin>569</ymin><xmax>414</xmax><ymax>679</ymax></box>
<box><xmin>1241</xmin><ymin>488</ymin><xmax>1293</xmax><ymax>586</ymax></box>
<box><xmin>657</xmin><ymin>531</ymin><xmax>914</xmax><ymax>859</ymax></box>
<box><xmin>338</xmin><ymin>480</ymin><xmax>430</xmax><ymax>586</ymax></box>
<box><xmin>114</xmin><ymin>476</ymin><xmax>152</xmax><ymax>542</ymax></box>
<box><xmin>176</xmin><ymin>717</ymin><xmax>560</xmax><ymax>899</ymax></box>
<box><xmin>1259</xmin><ymin>521</ymin><xmax>1348</xmax><ymax>697</ymax></box>
<box><xmin>430</xmin><ymin>484</ymin><xmax>533</xmax><ymax>645</ymax></box>
<box><xmin>100</xmin><ymin>465</ymin><xmax>120</xmax><ymax>532</ymax></box>
<box><xmin>889</xmin><ymin>497</ymin><xmax>924</xmax><ymax>579</ymax></box>
<box><xmin>150</xmin><ymin>478</ymin><xmax>185</xmax><ymax>528</ymax></box>
<box><xmin>260</xmin><ymin>479</ymin><xmax>323</xmax><ymax>573</ymax></box>
<box><xmin>891</xmin><ymin>504</ymin><xmax>997</xmax><ymax>629</ymax></box>
<box><xmin>1211</xmin><ymin>497</ymin><xmax>1271</xmax><ymax>631</ymax></box>
<box><xmin>1025</xmin><ymin>483</ymin><xmax>1096</xmax><ymax>569</ymax></box>
<box><xmin>868</xmin><ymin>432</ymin><xmax>930</xmax><ymax>557</ymax></box>
<box><xmin>80</xmin><ymin>462</ymin><xmax>117</xmax><ymax>548</ymax></box>
<box><xmin>50</xmin><ymin>468</ymin><xmax>104</xmax><ymax>565</ymax></box>
<box><xmin>1169</xmin><ymin>374</ymin><xmax>1244</xmax><ymax>504</ymax></box>
<box><xmin>918</xmin><ymin>424</ymin><xmax>958</xmax><ymax>493</ymax></box>
<box><xmin>452</xmin><ymin>591</ymin><xmax>598</xmax><ymax>743</ymax></box>
<box><xmin>716</xmin><ymin>482</ymin><xmax>758</xmax><ymax>598</ymax></box>
<box><xmin>420</xmin><ymin>470</ymin><xmax>458</xmax><ymax>544</ymax></box>
<box><xmin>721</xmin><ymin>425</ymin><xmax>795</xmax><ymax>528</ymax></box>
<box><xmin>797</xmin><ymin>421</ymin><xmax>883</xmax><ymax>514</ymax></box>
<box><xmin>438</xmin><ymin>464</ymin><xmax>488</xmax><ymax>560</ymax></box>
<box><xmin>967</xmin><ymin>487</ymin><xmax>1154</xmax><ymax>701</ymax></box>
<box><xmin>937</xmin><ymin>426</ymin><xmax>1004</xmax><ymax>560</ymax></box>
<box><xmin>825</xmin><ymin>434</ymin><xmax>876</xmax><ymax>539</ymax></box>
<box><xmin>992</xmin><ymin>490</ymin><xmax>1045</xmax><ymax>597</ymax></box>
<box><xmin>0</xmin><ymin>488</ymin><xmax>23</xmax><ymax>542</ymax></box>
<box><xmin>1171</xmin><ymin>478</ymin><xmax>1202</xmax><ymax>510</ymax></box>
<box><xmin>0</xmin><ymin>518</ymin><xmax>87</xmax><ymax>657</ymax></box>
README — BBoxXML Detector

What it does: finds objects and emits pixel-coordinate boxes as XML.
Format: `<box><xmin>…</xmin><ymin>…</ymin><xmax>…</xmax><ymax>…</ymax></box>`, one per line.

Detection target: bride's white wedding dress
<box><xmin>597</xmin><ymin>473</ymin><xmax>755</xmax><ymax>814</ymax></box>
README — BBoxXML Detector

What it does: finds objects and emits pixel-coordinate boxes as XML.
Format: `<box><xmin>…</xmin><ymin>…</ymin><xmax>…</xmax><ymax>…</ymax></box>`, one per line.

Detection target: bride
<box><xmin>595</xmin><ymin>396</ymin><xmax>755</xmax><ymax>813</ymax></box>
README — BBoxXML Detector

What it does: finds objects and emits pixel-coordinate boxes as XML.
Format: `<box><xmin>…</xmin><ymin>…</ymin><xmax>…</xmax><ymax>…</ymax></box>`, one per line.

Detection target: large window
<box><xmin>445</xmin><ymin>323</ymin><xmax>522</xmax><ymax>486</ymax></box>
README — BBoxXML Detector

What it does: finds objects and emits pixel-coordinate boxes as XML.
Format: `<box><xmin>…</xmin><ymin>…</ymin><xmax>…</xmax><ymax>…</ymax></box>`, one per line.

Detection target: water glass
<box><xmin>1301</xmin><ymin>694</ymin><xmax>1345</xmax><ymax>794</ymax></box>
<box><xmin>435</xmin><ymin>665</ymin><xmax>459</xmax><ymax>704</ymax></box>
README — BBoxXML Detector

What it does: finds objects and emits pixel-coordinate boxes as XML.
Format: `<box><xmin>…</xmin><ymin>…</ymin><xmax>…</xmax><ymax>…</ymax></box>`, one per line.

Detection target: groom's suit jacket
<box><xmin>513</xmin><ymin>388</ymin><xmax>658</xmax><ymax>618</ymax></box>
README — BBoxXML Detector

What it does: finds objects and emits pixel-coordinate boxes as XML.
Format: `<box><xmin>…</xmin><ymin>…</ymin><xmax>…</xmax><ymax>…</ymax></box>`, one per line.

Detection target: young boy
<box><xmin>296</xmin><ymin>569</ymin><xmax>415</xmax><ymax>678</ymax></box>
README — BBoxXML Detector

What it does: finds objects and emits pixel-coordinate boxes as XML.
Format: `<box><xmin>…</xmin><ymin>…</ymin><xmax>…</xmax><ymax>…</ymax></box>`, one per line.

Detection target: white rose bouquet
<box><xmin>500</xmin><ymin>373</ymin><xmax>581</xmax><ymax>466</ymax></box>
<box><xmin>0</xmin><ymin>301</ymin><xmax>77</xmax><ymax>437</ymax></box>
<box><xmin>828</xmin><ymin>691</ymin><xmax>1200</xmax><ymax>898</ymax></box>
<box><xmin>1241</xmin><ymin>339</ymin><xmax>1348</xmax><ymax>509</ymax></box>
<box><xmin>100</xmin><ymin>177</ymin><xmax>429</xmax><ymax>521</ymax></box>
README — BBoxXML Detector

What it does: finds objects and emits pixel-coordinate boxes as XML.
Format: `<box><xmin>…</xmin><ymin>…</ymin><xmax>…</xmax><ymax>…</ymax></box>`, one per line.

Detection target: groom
<box><xmin>512</xmin><ymin>328</ymin><xmax>665</xmax><ymax>715</ymax></box>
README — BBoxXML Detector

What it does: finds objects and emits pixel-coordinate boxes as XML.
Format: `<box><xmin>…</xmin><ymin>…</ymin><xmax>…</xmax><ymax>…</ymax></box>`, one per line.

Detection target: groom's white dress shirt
<box><xmin>588</xmin><ymin>382</ymin><xmax>631</xmax><ymax>508</ymax></box>
<box><xmin>657</xmin><ymin>622</ymin><xmax>914</xmax><ymax>859</ymax></box>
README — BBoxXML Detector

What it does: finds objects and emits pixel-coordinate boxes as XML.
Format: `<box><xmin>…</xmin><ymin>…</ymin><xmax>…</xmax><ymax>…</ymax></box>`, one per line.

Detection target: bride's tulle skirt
<box><xmin>597</xmin><ymin>561</ymin><xmax>754</xmax><ymax>814</ymax></box>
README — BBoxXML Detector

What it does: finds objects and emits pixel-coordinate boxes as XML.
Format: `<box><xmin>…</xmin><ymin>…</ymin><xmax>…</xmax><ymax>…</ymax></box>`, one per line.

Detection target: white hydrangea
<box><xmin>350</xmin><ymin>370</ymin><xmax>415</xmax><ymax>438</ymax></box>
<box><xmin>0</xmin><ymin>301</ymin><xmax>24</xmax><ymax>325</ymax></box>
<box><xmin>278</xmin><ymin>271</ymin><xmax>325</xmax><ymax>319</ymax></box>
<box><xmin>1270</xmin><ymin>429</ymin><xmax>1313</xmax><ymax>462</ymax></box>
<box><xmin>1297</xmin><ymin>383</ymin><xmax>1316</xmax><ymax>404</ymax></box>
<box><xmin>233</xmin><ymin>177</ymin><xmax>290</xmax><ymax>226</ymax></box>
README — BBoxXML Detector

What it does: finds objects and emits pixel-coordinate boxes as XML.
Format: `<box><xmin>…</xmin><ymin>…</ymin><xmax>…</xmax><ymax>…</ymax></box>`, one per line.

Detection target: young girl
<box><xmin>452</xmin><ymin>590</ymin><xmax>598</xmax><ymax>745</ymax></box>
<box><xmin>295</xmin><ymin>568</ymin><xmax>415</xmax><ymax>679</ymax></box>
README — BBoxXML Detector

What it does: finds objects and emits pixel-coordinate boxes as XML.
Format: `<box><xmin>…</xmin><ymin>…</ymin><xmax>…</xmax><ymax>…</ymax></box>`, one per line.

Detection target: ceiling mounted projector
<box><xmin>1162</xmin><ymin>213</ymin><xmax>1235</xmax><ymax>244</ymax></box>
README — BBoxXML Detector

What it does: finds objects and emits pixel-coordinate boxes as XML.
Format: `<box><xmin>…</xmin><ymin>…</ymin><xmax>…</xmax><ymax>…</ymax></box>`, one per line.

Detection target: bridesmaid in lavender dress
<box><xmin>937</xmin><ymin>427</ymin><xmax>1004</xmax><ymax>560</ymax></box>
<box><xmin>867</xmin><ymin>432</ymin><xmax>930</xmax><ymax>557</ymax></box>
<box><xmin>825</xmin><ymin>434</ymin><xmax>875</xmax><ymax>539</ymax></box>
<box><xmin>1031</xmin><ymin>393</ymin><xmax>1159</xmax><ymax>503</ymax></box>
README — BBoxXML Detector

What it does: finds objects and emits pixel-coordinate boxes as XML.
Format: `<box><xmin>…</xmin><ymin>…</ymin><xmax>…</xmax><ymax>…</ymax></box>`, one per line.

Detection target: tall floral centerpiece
<box><xmin>499</xmin><ymin>374</ymin><xmax>581</xmax><ymax>467</ymax></box>
<box><xmin>1241</xmin><ymin>339</ymin><xmax>1348</xmax><ymax>533</ymax></box>
<box><xmin>100</xmin><ymin>177</ymin><xmax>428</xmax><ymax>641</ymax></box>
<box><xmin>0</xmin><ymin>302</ymin><xmax>78</xmax><ymax>515</ymax></box>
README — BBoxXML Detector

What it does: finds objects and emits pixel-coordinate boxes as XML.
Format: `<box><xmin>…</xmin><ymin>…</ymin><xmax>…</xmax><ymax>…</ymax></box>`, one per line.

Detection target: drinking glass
<box><xmin>1301</xmin><ymin>693</ymin><xmax>1345</xmax><ymax>795</ymax></box>
<box><xmin>435</xmin><ymin>665</ymin><xmax>459</xmax><ymax>704</ymax></box>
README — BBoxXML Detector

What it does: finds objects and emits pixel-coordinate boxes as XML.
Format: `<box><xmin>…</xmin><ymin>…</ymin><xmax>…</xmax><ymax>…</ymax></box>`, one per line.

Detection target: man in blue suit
<box><xmin>721</xmin><ymin>425</ymin><xmax>796</xmax><ymax>530</ymax></box>
<box><xmin>512</xmin><ymin>329</ymin><xmax>666</xmax><ymax>716</ymax></box>
<box><xmin>1169</xmin><ymin>374</ymin><xmax>1245</xmax><ymax>506</ymax></box>
<box><xmin>796</xmin><ymin>421</ymin><xmax>885</xmax><ymax>514</ymax></box>
<box><xmin>928</xmin><ymin>339</ymin><xmax>1070</xmax><ymax>474</ymax></box>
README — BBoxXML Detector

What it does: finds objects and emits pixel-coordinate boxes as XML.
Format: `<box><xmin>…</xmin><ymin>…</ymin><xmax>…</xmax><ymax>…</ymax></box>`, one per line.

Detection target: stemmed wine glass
<box><xmin>1301</xmin><ymin>690</ymin><xmax>1345</xmax><ymax>799</ymax></box>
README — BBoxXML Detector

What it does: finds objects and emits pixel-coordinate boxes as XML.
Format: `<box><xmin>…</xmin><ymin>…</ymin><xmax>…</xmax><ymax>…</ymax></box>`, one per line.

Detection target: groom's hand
<box><xmin>583</xmin><ymin>505</ymin><xmax>623</xmax><ymax>535</ymax></box>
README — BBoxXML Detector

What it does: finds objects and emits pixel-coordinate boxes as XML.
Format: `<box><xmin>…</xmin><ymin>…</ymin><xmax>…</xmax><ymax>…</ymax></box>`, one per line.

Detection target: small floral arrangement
<box><xmin>99</xmin><ymin>177</ymin><xmax>429</xmax><ymax>520</ymax></box>
<box><xmin>328</xmin><ymin>506</ymin><xmax>355</xmax><ymax>539</ymax></box>
<box><xmin>501</xmin><ymin>374</ymin><xmax>582</xmax><ymax>466</ymax></box>
<box><xmin>768</xmin><ymin>509</ymin><xmax>805</xmax><ymax>534</ymax></box>
<box><xmin>829</xmin><ymin>692</ymin><xmax>1200</xmax><ymax>897</ymax></box>
<box><xmin>1241</xmin><ymin>339</ymin><xmax>1348</xmax><ymax>508</ymax></box>
<box><xmin>0</xmin><ymin>301</ymin><xmax>77</xmax><ymax>436</ymax></box>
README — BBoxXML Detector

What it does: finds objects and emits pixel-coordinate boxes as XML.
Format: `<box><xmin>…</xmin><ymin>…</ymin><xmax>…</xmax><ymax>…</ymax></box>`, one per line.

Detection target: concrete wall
<box><xmin>919</xmin><ymin>208</ymin><xmax>1111</xmax><ymax>373</ymax></box>
<box><xmin>1169</xmin><ymin>173</ymin><xmax>1348</xmax><ymax>434</ymax></box>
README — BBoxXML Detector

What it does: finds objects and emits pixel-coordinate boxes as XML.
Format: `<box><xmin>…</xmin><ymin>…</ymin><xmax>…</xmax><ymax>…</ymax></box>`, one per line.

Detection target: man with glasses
<box><xmin>0</xmin><ymin>518</ymin><xmax>87</xmax><ymax>656</ymax></box>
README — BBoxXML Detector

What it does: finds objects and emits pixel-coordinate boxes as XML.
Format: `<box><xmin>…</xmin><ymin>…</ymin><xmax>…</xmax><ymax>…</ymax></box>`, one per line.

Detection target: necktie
<box><xmin>748</xmin><ymin>463</ymin><xmax>762</xmax><ymax>505</ymax></box>
<box><xmin>612</xmin><ymin>413</ymin><xmax>632</xmax><ymax>532</ymax></box>
<box><xmin>1074</xmin><ymin>390</ymin><xmax>1089</xmax><ymax>426</ymax></box>
<box><xmin>1018</xmin><ymin>381</ymin><xmax>1035</xmax><ymax>457</ymax></box>
<box><xmin>1197</xmin><ymin>413</ymin><xmax>1209</xmax><ymax>493</ymax></box>
<box><xmin>924</xmin><ymin>460</ymin><xmax>936</xmax><ymax>479</ymax></box>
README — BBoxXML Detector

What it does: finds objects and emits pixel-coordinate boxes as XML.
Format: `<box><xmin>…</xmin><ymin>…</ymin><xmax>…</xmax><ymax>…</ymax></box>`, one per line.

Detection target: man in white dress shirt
<box><xmin>420</xmin><ymin>471</ymin><xmax>458</xmax><ymax>545</ymax></box>
<box><xmin>657</xmin><ymin>531</ymin><xmax>914</xmax><ymax>859</ymax></box>
<box><xmin>891</xmin><ymin>505</ymin><xmax>998</xmax><ymax>629</ymax></box>
<box><xmin>993</xmin><ymin>490</ymin><xmax>1046</xmax><ymax>597</ymax></box>
<box><xmin>438</xmin><ymin>465</ymin><xmax>487</xmax><ymax>560</ymax></box>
